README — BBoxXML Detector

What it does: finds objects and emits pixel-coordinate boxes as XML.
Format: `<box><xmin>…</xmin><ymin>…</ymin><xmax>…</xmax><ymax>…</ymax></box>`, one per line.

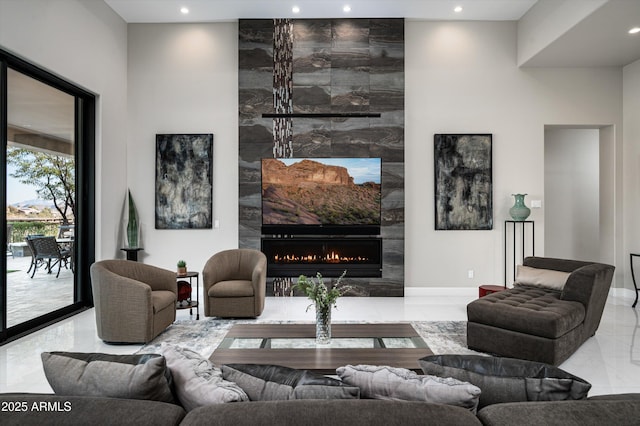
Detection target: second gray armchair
<box><xmin>202</xmin><ymin>249</ymin><xmax>267</xmax><ymax>318</ymax></box>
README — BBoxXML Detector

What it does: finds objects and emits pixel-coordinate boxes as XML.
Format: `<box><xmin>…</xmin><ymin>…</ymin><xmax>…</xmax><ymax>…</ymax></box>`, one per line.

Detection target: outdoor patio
<box><xmin>5</xmin><ymin>254</ymin><xmax>74</xmax><ymax>327</ymax></box>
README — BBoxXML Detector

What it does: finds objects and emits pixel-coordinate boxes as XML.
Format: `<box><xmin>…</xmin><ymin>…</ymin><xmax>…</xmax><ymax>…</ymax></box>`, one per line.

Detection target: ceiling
<box><xmin>7</xmin><ymin>68</ymin><xmax>75</xmax><ymax>155</ymax></box>
<box><xmin>103</xmin><ymin>0</ymin><xmax>640</xmax><ymax>68</ymax></box>
<box><xmin>520</xmin><ymin>1</ymin><xmax>640</xmax><ymax>67</ymax></box>
<box><xmin>103</xmin><ymin>0</ymin><xmax>539</xmax><ymax>22</ymax></box>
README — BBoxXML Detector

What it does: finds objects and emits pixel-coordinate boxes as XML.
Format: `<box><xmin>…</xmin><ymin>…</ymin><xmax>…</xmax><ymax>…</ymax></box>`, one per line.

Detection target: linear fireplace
<box><xmin>261</xmin><ymin>237</ymin><xmax>382</xmax><ymax>278</ymax></box>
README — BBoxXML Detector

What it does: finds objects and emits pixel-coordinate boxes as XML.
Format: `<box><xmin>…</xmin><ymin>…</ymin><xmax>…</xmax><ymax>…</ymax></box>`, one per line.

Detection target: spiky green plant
<box><xmin>126</xmin><ymin>190</ymin><xmax>139</xmax><ymax>248</ymax></box>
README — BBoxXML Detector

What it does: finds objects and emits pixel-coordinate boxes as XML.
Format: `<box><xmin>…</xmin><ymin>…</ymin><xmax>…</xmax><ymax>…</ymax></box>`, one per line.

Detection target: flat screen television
<box><xmin>261</xmin><ymin>158</ymin><xmax>382</xmax><ymax>235</ymax></box>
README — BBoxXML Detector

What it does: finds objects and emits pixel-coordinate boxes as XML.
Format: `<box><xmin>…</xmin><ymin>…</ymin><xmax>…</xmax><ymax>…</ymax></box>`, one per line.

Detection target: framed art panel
<box><xmin>434</xmin><ymin>134</ymin><xmax>492</xmax><ymax>230</ymax></box>
<box><xmin>155</xmin><ymin>133</ymin><xmax>213</xmax><ymax>229</ymax></box>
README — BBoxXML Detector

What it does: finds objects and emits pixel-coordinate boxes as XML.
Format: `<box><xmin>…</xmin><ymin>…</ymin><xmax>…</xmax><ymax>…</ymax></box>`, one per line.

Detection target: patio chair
<box><xmin>24</xmin><ymin>234</ymin><xmax>45</xmax><ymax>274</ymax></box>
<box><xmin>57</xmin><ymin>224</ymin><xmax>74</xmax><ymax>239</ymax></box>
<box><xmin>29</xmin><ymin>236</ymin><xmax>71</xmax><ymax>278</ymax></box>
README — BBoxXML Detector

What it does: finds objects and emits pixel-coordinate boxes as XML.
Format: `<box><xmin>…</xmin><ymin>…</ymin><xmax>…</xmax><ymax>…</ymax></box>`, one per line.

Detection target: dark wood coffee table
<box><xmin>209</xmin><ymin>323</ymin><xmax>432</xmax><ymax>374</ymax></box>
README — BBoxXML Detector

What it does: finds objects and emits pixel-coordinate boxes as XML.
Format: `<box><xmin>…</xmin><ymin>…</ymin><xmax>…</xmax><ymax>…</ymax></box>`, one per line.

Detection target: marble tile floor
<box><xmin>1</xmin><ymin>292</ymin><xmax>639</xmax><ymax>398</ymax></box>
<box><xmin>5</xmin><ymin>255</ymin><xmax>74</xmax><ymax>327</ymax></box>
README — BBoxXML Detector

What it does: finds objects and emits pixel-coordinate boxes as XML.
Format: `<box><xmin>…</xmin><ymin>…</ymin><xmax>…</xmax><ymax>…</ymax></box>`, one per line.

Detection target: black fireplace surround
<box><xmin>239</xmin><ymin>19</ymin><xmax>405</xmax><ymax>296</ymax></box>
<box><xmin>261</xmin><ymin>237</ymin><xmax>382</xmax><ymax>278</ymax></box>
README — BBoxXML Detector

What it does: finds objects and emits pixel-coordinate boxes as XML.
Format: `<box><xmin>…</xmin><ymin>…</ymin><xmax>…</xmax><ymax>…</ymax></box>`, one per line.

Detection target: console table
<box><xmin>504</xmin><ymin>220</ymin><xmax>534</xmax><ymax>286</ymax></box>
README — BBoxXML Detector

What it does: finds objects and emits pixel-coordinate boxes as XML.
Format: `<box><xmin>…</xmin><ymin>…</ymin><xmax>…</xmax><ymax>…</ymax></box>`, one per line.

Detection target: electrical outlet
<box><xmin>531</xmin><ymin>199</ymin><xmax>542</xmax><ymax>208</ymax></box>
<box><xmin>468</xmin><ymin>270</ymin><xmax>474</xmax><ymax>279</ymax></box>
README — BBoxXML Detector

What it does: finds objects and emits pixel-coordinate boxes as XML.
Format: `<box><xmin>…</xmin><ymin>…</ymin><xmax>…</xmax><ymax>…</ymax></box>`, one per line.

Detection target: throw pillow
<box><xmin>221</xmin><ymin>364</ymin><xmax>360</xmax><ymax>401</ymax></box>
<box><xmin>160</xmin><ymin>344</ymin><xmax>248</xmax><ymax>411</ymax></box>
<box><xmin>419</xmin><ymin>354</ymin><xmax>591</xmax><ymax>409</ymax></box>
<box><xmin>515</xmin><ymin>265</ymin><xmax>570</xmax><ymax>291</ymax></box>
<box><xmin>41</xmin><ymin>352</ymin><xmax>175</xmax><ymax>403</ymax></box>
<box><xmin>335</xmin><ymin>364</ymin><xmax>480</xmax><ymax>412</ymax></box>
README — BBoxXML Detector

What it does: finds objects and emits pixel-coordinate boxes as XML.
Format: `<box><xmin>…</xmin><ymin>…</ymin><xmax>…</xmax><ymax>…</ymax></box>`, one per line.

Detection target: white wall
<box><xmin>405</xmin><ymin>20</ymin><xmax>623</xmax><ymax>288</ymax></box>
<box><xmin>127</xmin><ymin>23</ymin><xmax>239</xmax><ymax>271</ymax></box>
<box><xmin>544</xmin><ymin>128</ymin><xmax>600</xmax><ymax>261</ymax></box>
<box><xmin>2</xmin><ymin>9</ymin><xmax>626</xmax><ymax>290</ymax></box>
<box><xmin>126</xmin><ymin>20</ymin><xmax>624</xmax><ymax>287</ymax></box>
<box><xmin>0</xmin><ymin>0</ymin><xmax>128</xmax><ymax>260</ymax></box>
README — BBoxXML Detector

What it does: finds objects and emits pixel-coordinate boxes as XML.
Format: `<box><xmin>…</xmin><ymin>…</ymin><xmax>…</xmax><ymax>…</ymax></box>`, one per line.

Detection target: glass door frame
<box><xmin>0</xmin><ymin>48</ymin><xmax>95</xmax><ymax>344</ymax></box>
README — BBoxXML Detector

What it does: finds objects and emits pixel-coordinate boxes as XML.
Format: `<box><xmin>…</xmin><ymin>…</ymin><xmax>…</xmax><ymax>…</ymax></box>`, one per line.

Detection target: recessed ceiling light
<box><xmin>343</xmin><ymin>5</ymin><xmax>351</xmax><ymax>13</ymax></box>
<box><xmin>629</xmin><ymin>27</ymin><xmax>640</xmax><ymax>34</ymax></box>
<box><xmin>454</xmin><ymin>6</ymin><xmax>463</xmax><ymax>13</ymax></box>
<box><xmin>180</xmin><ymin>7</ymin><xmax>189</xmax><ymax>15</ymax></box>
<box><xmin>292</xmin><ymin>5</ymin><xmax>300</xmax><ymax>14</ymax></box>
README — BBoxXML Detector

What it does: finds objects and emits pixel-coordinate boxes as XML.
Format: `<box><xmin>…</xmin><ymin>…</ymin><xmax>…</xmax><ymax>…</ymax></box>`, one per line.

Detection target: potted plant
<box><xmin>126</xmin><ymin>190</ymin><xmax>139</xmax><ymax>248</ymax></box>
<box><xmin>177</xmin><ymin>260</ymin><xmax>187</xmax><ymax>277</ymax></box>
<box><xmin>293</xmin><ymin>270</ymin><xmax>351</xmax><ymax>344</ymax></box>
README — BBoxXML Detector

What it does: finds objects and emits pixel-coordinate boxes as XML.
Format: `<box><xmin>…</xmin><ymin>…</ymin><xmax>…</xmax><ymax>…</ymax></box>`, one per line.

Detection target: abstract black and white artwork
<box><xmin>434</xmin><ymin>134</ymin><xmax>492</xmax><ymax>230</ymax></box>
<box><xmin>155</xmin><ymin>134</ymin><xmax>213</xmax><ymax>229</ymax></box>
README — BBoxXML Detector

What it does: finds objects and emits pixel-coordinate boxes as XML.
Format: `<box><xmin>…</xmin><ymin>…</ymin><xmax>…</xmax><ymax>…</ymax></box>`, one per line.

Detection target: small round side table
<box><xmin>176</xmin><ymin>271</ymin><xmax>200</xmax><ymax>319</ymax></box>
<box><xmin>478</xmin><ymin>285</ymin><xmax>506</xmax><ymax>298</ymax></box>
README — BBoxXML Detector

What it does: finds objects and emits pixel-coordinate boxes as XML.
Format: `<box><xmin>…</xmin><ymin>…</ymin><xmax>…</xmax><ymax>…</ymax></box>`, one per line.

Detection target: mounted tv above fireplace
<box><xmin>261</xmin><ymin>158</ymin><xmax>381</xmax><ymax>235</ymax></box>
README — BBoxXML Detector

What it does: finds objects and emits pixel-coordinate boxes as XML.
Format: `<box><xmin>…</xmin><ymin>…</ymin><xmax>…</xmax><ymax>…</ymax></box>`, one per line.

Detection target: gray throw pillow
<box><xmin>336</xmin><ymin>364</ymin><xmax>480</xmax><ymax>413</ymax></box>
<box><xmin>221</xmin><ymin>364</ymin><xmax>360</xmax><ymax>401</ymax></box>
<box><xmin>160</xmin><ymin>344</ymin><xmax>248</xmax><ymax>411</ymax></box>
<box><xmin>419</xmin><ymin>354</ymin><xmax>591</xmax><ymax>408</ymax></box>
<box><xmin>41</xmin><ymin>352</ymin><xmax>175</xmax><ymax>403</ymax></box>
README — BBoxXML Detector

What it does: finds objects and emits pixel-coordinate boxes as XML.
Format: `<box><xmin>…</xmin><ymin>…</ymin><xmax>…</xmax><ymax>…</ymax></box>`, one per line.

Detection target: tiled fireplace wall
<box><xmin>238</xmin><ymin>19</ymin><xmax>405</xmax><ymax>296</ymax></box>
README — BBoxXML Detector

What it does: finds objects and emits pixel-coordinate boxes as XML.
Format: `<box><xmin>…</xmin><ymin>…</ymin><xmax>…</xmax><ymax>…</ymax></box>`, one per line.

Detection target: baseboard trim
<box><xmin>609</xmin><ymin>287</ymin><xmax>637</xmax><ymax>302</ymax></box>
<box><xmin>404</xmin><ymin>285</ymin><xmax>637</xmax><ymax>302</ymax></box>
<box><xmin>404</xmin><ymin>287</ymin><xmax>478</xmax><ymax>297</ymax></box>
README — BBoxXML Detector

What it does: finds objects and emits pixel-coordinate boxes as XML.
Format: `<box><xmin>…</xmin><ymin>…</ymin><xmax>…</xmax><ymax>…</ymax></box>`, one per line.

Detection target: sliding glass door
<box><xmin>1</xmin><ymin>49</ymin><xmax>95</xmax><ymax>343</ymax></box>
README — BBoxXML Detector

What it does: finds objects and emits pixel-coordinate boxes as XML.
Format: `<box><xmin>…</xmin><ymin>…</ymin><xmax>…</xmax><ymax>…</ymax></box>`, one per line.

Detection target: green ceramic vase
<box><xmin>509</xmin><ymin>193</ymin><xmax>531</xmax><ymax>221</ymax></box>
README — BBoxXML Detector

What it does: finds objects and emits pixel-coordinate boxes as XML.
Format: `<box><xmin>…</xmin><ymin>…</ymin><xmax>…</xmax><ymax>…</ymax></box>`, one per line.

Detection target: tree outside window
<box><xmin>6</xmin><ymin>147</ymin><xmax>75</xmax><ymax>225</ymax></box>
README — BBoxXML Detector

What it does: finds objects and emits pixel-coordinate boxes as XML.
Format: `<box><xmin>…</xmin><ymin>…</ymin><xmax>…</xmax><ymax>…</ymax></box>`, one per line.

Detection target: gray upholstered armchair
<box><xmin>202</xmin><ymin>249</ymin><xmax>267</xmax><ymax>318</ymax></box>
<box><xmin>90</xmin><ymin>259</ymin><xmax>177</xmax><ymax>344</ymax></box>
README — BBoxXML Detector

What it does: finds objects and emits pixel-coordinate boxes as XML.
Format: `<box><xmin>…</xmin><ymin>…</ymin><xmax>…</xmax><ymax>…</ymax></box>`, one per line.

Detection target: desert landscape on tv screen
<box><xmin>262</xmin><ymin>158</ymin><xmax>381</xmax><ymax>226</ymax></box>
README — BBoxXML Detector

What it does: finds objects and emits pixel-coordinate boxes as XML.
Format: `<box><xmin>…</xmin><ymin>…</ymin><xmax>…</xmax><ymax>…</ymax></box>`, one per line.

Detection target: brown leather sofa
<box><xmin>202</xmin><ymin>249</ymin><xmax>267</xmax><ymax>318</ymax></box>
<box><xmin>90</xmin><ymin>260</ymin><xmax>177</xmax><ymax>343</ymax></box>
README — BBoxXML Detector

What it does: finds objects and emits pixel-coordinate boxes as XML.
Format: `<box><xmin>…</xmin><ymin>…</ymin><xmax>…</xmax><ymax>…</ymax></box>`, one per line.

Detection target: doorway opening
<box><xmin>544</xmin><ymin>125</ymin><xmax>614</xmax><ymax>266</ymax></box>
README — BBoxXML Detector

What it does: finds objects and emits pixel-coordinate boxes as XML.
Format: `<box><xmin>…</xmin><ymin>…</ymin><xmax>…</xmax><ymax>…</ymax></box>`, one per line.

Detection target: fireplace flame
<box><xmin>274</xmin><ymin>251</ymin><xmax>369</xmax><ymax>264</ymax></box>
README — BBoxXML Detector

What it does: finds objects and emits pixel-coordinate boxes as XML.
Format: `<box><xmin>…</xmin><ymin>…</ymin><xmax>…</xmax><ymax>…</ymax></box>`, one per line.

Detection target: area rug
<box><xmin>137</xmin><ymin>319</ymin><xmax>481</xmax><ymax>358</ymax></box>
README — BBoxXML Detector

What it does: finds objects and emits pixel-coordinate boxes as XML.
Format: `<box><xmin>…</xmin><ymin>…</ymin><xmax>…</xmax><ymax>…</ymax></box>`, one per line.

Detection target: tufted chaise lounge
<box><xmin>466</xmin><ymin>257</ymin><xmax>614</xmax><ymax>366</ymax></box>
